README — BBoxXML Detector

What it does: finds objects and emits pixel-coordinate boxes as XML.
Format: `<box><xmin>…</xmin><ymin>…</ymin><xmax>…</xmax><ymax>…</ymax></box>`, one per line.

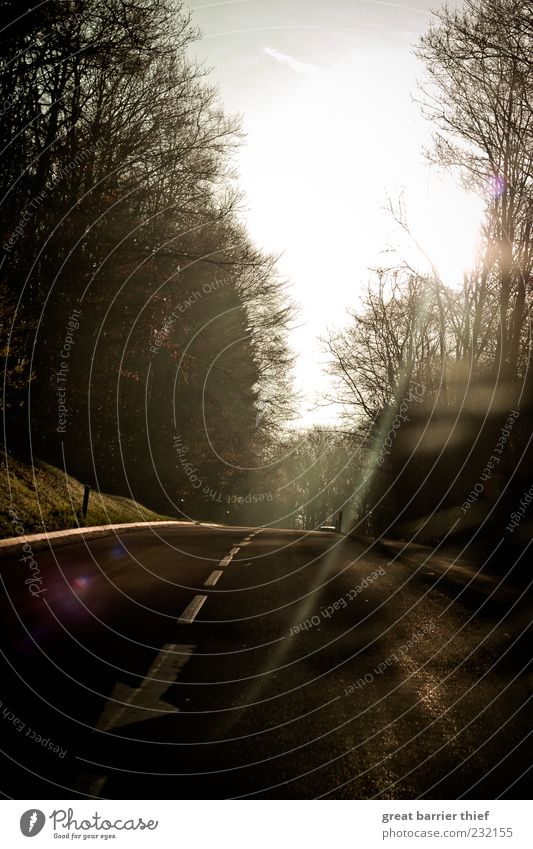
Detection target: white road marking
<box><xmin>239</xmin><ymin>540</ymin><xmax>250</xmax><ymax>546</ymax></box>
<box><xmin>219</xmin><ymin>555</ymin><xmax>233</xmax><ymax>567</ymax></box>
<box><xmin>204</xmin><ymin>570</ymin><xmax>223</xmax><ymax>587</ymax></box>
<box><xmin>90</xmin><ymin>775</ymin><xmax>108</xmax><ymax>796</ymax></box>
<box><xmin>229</xmin><ymin>547</ymin><xmax>240</xmax><ymax>556</ymax></box>
<box><xmin>178</xmin><ymin>594</ymin><xmax>208</xmax><ymax>624</ymax></box>
<box><xmin>73</xmin><ymin>772</ymin><xmax>108</xmax><ymax>797</ymax></box>
<box><xmin>95</xmin><ymin>643</ymin><xmax>195</xmax><ymax>731</ymax></box>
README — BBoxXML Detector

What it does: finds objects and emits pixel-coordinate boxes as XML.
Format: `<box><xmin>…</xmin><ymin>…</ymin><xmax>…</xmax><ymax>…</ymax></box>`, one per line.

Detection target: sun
<box><xmin>229</xmin><ymin>47</ymin><xmax>487</xmax><ymax>423</ymax></box>
<box><xmin>408</xmin><ymin>178</ymin><xmax>486</xmax><ymax>288</ymax></box>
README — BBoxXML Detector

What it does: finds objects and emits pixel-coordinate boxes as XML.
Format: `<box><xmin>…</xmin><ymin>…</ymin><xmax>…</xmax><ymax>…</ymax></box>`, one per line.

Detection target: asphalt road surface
<box><xmin>0</xmin><ymin>524</ymin><xmax>531</xmax><ymax>799</ymax></box>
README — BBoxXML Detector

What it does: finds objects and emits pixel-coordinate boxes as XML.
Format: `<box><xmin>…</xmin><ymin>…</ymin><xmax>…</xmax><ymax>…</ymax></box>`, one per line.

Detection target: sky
<box><xmin>186</xmin><ymin>0</ymin><xmax>482</xmax><ymax>426</ymax></box>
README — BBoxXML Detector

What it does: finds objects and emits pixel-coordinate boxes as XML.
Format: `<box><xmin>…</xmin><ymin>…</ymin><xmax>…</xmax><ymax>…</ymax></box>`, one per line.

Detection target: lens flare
<box><xmin>488</xmin><ymin>175</ymin><xmax>505</xmax><ymax>198</ymax></box>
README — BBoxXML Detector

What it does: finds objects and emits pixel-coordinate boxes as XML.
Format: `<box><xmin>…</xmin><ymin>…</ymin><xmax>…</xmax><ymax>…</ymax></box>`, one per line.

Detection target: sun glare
<box><xmin>407</xmin><ymin>180</ymin><xmax>486</xmax><ymax>288</ymax></box>
<box><xmin>233</xmin><ymin>49</ymin><xmax>487</xmax><ymax>421</ymax></box>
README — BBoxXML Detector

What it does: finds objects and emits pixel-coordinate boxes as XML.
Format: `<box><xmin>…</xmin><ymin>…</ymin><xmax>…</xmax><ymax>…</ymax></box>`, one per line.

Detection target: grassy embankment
<box><xmin>0</xmin><ymin>450</ymin><xmax>174</xmax><ymax>538</ymax></box>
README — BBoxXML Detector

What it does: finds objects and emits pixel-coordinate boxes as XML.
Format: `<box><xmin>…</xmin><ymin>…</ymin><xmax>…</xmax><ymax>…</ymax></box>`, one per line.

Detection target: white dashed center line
<box><xmin>177</xmin><ymin>532</ymin><xmax>262</xmax><ymax>624</ymax></box>
<box><xmin>95</xmin><ymin>643</ymin><xmax>195</xmax><ymax>731</ymax></box>
<box><xmin>75</xmin><ymin>643</ymin><xmax>195</xmax><ymax>793</ymax></box>
<box><xmin>219</xmin><ymin>554</ymin><xmax>233</xmax><ymax>567</ymax></box>
<box><xmin>177</xmin><ymin>594</ymin><xmax>208</xmax><ymax>624</ymax></box>
<box><xmin>204</xmin><ymin>570</ymin><xmax>223</xmax><ymax>587</ymax></box>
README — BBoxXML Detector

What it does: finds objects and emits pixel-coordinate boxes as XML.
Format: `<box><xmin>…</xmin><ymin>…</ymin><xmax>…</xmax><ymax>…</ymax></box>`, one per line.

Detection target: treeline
<box><xmin>0</xmin><ymin>0</ymin><xmax>294</xmax><ymax>521</ymax></box>
<box><xmin>326</xmin><ymin>0</ymin><xmax>533</xmax><ymax>547</ymax></box>
<box><xmin>264</xmin><ymin>427</ymin><xmax>361</xmax><ymax>531</ymax></box>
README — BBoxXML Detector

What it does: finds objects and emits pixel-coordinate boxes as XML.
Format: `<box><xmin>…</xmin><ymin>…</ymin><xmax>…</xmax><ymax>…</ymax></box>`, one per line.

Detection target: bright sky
<box><xmin>188</xmin><ymin>0</ymin><xmax>483</xmax><ymax>426</ymax></box>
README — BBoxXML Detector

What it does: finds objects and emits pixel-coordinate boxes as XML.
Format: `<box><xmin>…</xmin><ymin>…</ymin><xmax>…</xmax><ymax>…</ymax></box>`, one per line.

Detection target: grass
<box><xmin>0</xmin><ymin>449</ymin><xmax>176</xmax><ymax>538</ymax></box>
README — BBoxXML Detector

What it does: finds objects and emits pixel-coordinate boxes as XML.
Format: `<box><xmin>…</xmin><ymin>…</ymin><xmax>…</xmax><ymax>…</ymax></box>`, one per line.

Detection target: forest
<box><xmin>1</xmin><ymin>0</ymin><xmax>294</xmax><ymax>524</ymax></box>
<box><xmin>324</xmin><ymin>0</ymin><xmax>533</xmax><ymax>550</ymax></box>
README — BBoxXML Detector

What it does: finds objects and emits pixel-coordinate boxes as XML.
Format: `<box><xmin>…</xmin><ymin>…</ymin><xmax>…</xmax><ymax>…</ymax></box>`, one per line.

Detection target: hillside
<box><xmin>0</xmin><ymin>450</ymin><xmax>174</xmax><ymax>539</ymax></box>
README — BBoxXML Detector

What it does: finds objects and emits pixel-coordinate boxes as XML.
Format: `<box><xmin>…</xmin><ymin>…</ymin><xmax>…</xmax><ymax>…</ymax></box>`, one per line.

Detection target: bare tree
<box><xmin>417</xmin><ymin>0</ymin><xmax>533</xmax><ymax>379</ymax></box>
<box><xmin>324</xmin><ymin>268</ymin><xmax>443</xmax><ymax>426</ymax></box>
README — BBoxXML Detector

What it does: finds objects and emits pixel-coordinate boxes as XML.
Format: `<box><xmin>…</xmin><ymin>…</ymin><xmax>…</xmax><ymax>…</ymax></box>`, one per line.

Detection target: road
<box><xmin>0</xmin><ymin>524</ymin><xmax>531</xmax><ymax>799</ymax></box>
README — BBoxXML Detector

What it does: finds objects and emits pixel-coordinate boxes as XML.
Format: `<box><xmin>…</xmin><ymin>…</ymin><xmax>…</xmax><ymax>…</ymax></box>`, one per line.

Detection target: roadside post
<box><xmin>82</xmin><ymin>484</ymin><xmax>90</xmax><ymax>519</ymax></box>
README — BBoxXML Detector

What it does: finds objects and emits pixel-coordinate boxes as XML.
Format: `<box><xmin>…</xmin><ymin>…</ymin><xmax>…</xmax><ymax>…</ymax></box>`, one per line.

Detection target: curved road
<box><xmin>0</xmin><ymin>524</ymin><xmax>531</xmax><ymax>799</ymax></box>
